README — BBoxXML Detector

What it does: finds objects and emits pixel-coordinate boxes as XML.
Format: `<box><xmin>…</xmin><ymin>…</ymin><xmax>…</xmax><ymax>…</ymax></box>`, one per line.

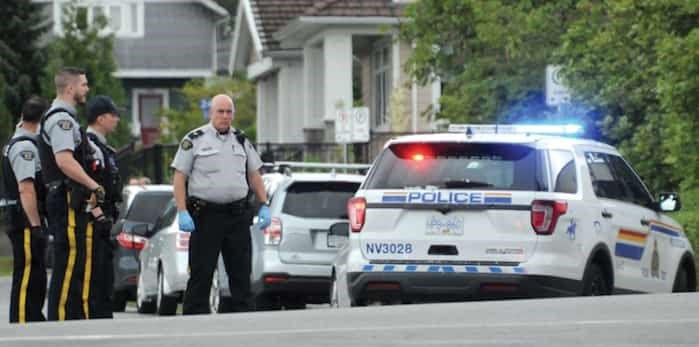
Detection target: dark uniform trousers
<box><xmin>8</xmin><ymin>224</ymin><xmax>47</xmax><ymax>323</ymax></box>
<box><xmin>183</xmin><ymin>202</ymin><xmax>253</xmax><ymax>315</ymax></box>
<box><xmin>88</xmin><ymin>207</ymin><xmax>115</xmax><ymax>319</ymax></box>
<box><xmin>46</xmin><ymin>186</ymin><xmax>94</xmax><ymax>321</ymax></box>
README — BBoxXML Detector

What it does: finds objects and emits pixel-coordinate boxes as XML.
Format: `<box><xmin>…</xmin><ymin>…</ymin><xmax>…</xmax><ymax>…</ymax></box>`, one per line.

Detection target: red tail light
<box><xmin>263</xmin><ymin>217</ymin><xmax>282</xmax><ymax>245</ymax></box>
<box><xmin>117</xmin><ymin>231</ymin><xmax>147</xmax><ymax>250</ymax></box>
<box><xmin>176</xmin><ymin>231</ymin><xmax>190</xmax><ymax>251</ymax></box>
<box><xmin>348</xmin><ymin>197</ymin><xmax>366</xmax><ymax>233</ymax></box>
<box><xmin>531</xmin><ymin>200</ymin><xmax>568</xmax><ymax>235</ymax></box>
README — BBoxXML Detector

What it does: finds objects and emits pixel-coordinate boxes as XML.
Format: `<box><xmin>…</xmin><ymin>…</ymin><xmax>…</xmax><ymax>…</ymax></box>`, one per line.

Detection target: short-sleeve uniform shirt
<box><xmin>8</xmin><ymin>128</ymin><xmax>41</xmax><ymax>183</ymax></box>
<box><xmin>42</xmin><ymin>100</ymin><xmax>81</xmax><ymax>153</ymax></box>
<box><xmin>171</xmin><ymin>124</ymin><xmax>263</xmax><ymax>204</ymax></box>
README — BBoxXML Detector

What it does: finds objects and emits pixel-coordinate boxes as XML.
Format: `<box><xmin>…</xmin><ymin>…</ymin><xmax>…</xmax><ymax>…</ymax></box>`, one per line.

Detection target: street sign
<box><xmin>335</xmin><ymin>107</ymin><xmax>370</xmax><ymax>144</ymax></box>
<box><xmin>545</xmin><ymin>65</ymin><xmax>571</xmax><ymax>106</ymax></box>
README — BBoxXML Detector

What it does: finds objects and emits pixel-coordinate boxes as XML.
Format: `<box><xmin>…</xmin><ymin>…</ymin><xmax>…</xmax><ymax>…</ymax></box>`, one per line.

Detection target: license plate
<box><xmin>327</xmin><ymin>234</ymin><xmax>348</xmax><ymax>248</ymax></box>
<box><xmin>425</xmin><ymin>216</ymin><xmax>464</xmax><ymax>236</ymax></box>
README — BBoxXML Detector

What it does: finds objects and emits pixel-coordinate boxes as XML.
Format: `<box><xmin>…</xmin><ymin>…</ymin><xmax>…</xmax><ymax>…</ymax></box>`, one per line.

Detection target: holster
<box><xmin>67</xmin><ymin>181</ymin><xmax>89</xmax><ymax>211</ymax></box>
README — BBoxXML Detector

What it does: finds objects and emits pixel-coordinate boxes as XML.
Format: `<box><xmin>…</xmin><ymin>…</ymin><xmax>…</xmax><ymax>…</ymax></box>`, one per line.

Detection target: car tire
<box><xmin>255</xmin><ymin>294</ymin><xmax>281</xmax><ymax>311</ymax></box>
<box><xmin>157</xmin><ymin>267</ymin><xmax>178</xmax><ymax>316</ymax></box>
<box><xmin>672</xmin><ymin>266</ymin><xmax>690</xmax><ymax>292</ymax></box>
<box><xmin>581</xmin><ymin>263</ymin><xmax>611</xmax><ymax>296</ymax></box>
<box><xmin>112</xmin><ymin>290</ymin><xmax>128</xmax><ymax>312</ymax></box>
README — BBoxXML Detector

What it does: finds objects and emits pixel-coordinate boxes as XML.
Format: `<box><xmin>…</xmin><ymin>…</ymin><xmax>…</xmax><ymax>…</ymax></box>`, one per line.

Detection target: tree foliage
<box><xmin>160</xmin><ymin>76</ymin><xmax>256</xmax><ymax>144</ymax></box>
<box><xmin>40</xmin><ymin>0</ymin><xmax>131</xmax><ymax>148</ymax></box>
<box><xmin>0</xmin><ymin>0</ymin><xmax>49</xmax><ymax>140</ymax></box>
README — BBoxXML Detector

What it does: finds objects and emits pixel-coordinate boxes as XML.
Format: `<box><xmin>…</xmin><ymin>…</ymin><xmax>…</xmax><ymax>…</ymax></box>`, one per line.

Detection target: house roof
<box><xmin>250</xmin><ymin>0</ymin><xmax>402</xmax><ymax>51</ymax></box>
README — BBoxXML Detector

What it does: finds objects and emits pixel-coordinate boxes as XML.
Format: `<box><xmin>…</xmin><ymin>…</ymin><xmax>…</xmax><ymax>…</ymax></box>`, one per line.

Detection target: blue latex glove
<box><xmin>257</xmin><ymin>205</ymin><xmax>271</xmax><ymax>229</ymax></box>
<box><xmin>178</xmin><ymin>210</ymin><xmax>195</xmax><ymax>232</ymax></box>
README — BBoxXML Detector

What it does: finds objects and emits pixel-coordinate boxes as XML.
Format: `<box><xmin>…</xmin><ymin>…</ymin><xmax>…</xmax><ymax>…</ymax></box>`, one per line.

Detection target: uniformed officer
<box><xmin>39</xmin><ymin>67</ymin><xmax>107</xmax><ymax>321</ymax></box>
<box><xmin>171</xmin><ymin>94</ymin><xmax>271</xmax><ymax>315</ymax></box>
<box><xmin>85</xmin><ymin>95</ymin><xmax>124</xmax><ymax>319</ymax></box>
<box><xmin>2</xmin><ymin>96</ymin><xmax>48</xmax><ymax>323</ymax></box>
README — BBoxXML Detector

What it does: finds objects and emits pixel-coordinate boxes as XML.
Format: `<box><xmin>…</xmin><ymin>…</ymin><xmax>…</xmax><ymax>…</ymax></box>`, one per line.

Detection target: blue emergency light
<box><xmin>447</xmin><ymin>124</ymin><xmax>584</xmax><ymax>136</ymax></box>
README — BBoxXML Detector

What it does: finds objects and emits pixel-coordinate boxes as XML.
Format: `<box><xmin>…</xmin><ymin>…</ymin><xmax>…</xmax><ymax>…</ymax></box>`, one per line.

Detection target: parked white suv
<box><xmin>331</xmin><ymin>124</ymin><xmax>695</xmax><ymax>307</ymax></box>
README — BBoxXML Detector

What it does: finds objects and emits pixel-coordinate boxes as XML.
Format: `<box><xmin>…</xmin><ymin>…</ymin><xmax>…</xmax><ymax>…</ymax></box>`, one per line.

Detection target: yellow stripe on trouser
<box><xmin>19</xmin><ymin>228</ymin><xmax>32</xmax><ymax>324</ymax></box>
<box><xmin>59</xmin><ymin>193</ymin><xmax>77</xmax><ymax>321</ymax></box>
<box><xmin>82</xmin><ymin>222</ymin><xmax>93</xmax><ymax>319</ymax></box>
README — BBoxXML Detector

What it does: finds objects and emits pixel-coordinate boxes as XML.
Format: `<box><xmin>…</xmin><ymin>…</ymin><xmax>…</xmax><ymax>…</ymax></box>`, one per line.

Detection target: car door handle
<box><xmin>601</xmin><ymin>210</ymin><xmax>613</xmax><ymax>219</ymax></box>
<box><xmin>640</xmin><ymin>219</ymin><xmax>650</xmax><ymax>226</ymax></box>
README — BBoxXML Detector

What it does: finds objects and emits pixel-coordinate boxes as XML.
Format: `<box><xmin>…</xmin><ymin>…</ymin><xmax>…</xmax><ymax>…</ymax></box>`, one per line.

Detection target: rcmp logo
<box><xmin>57</xmin><ymin>119</ymin><xmax>73</xmax><ymax>130</ymax></box>
<box><xmin>181</xmin><ymin>139</ymin><xmax>193</xmax><ymax>150</ymax></box>
<box><xmin>20</xmin><ymin>150</ymin><xmax>35</xmax><ymax>161</ymax></box>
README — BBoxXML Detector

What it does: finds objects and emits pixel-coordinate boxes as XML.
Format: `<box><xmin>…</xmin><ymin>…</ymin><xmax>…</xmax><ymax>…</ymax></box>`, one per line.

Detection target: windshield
<box><xmin>124</xmin><ymin>191</ymin><xmax>174</xmax><ymax>224</ymax></box>
<box><xmin>365</xmin><ymin>142</ymin><xmax>545</xmax><ymax>191</ymax></box>
<box><xmin>282</xmin><ymin>181</ymin><xmax>360</xmax><ymax>219</ymax></box>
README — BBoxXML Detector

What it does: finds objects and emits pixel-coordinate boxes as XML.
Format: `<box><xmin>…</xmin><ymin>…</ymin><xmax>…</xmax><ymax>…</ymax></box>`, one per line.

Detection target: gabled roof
<box><xmin>304</xmin><ymin>0</ymin><xmax>402</xmax><ymax>17</ymax></box>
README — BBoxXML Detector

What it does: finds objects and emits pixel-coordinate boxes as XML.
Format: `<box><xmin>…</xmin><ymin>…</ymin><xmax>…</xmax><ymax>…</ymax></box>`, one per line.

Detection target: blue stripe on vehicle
<box><xmin>406</xmin><ymin>265</ymin><xmax>418</xmax><ymax>272</ymax></box>
<box><xmin>383</xmin><ymin>265</ymin><xmax>395</xmax><ymax>272</ymax></box>
<box><xmin>428</xmin><ymin>266</ymin><xmax>441</xmax><ymax>272</ymax></box>
<box><xmin>651</xmin><ymin>224</ymin><xmax>680</xmax><ymax>237</ymax></box>
<box><xmin>489</xmin><ymin>267</ymin><xmax>503</xmax><ymax>273</ymax></box>
<box><xmin>514</xmin><ymin>267</ymin><xmax>525</xmax><ymax>273</ymax></box>
<box><xmin>441</xmin><ymin>266</ymin><xmax>455</xmax><ymax>273</ymax></box>
<box><xmin>363</xmin><ymin>265</ymin><xmax>374</xmax><ymax>272</ymax></box>
<box><xmin>466</xmin><ymin>266</ymin><xmax>479</xmax><ymax>273</ymax></box>
<box><xmin>615</xmin><ymin>243</ymin><xmax>644</xmax><ymax>260</ymax></box>
<box><xmin>382</xmin><ymin>196</ymin><xmax>407</xmax><ymax>203</ymax></box>
<box><xmin>484</xmin><ymin>197</ymin><xmax>512</xmax><ymax>204</ymax></box>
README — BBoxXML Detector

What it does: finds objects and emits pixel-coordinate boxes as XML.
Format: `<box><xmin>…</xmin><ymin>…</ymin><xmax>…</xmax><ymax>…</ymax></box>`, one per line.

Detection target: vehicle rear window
<box><xmin>365</xmin><ymin>142</ymin><xmax>545</xmax><ymax>191</ymax></box>
<box><xmin>282</xmin><ymin>182</ymin><xmax>360</xmax><ymax>219</ymax></box>
<box><xmin>125</xmin><ymin>192</ymin><xmax>173</xmax><ymax>224</ymax></box>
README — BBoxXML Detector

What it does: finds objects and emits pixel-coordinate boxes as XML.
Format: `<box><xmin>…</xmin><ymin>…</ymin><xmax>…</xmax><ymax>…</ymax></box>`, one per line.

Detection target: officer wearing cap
<box><xmin>85</xmin><ymin>95</ymin><xmax>123</xmax><ymax>319</ymax></box>
<box><xmin>171</xmin><ymin>94</ymin><xmax>271</xmax><ymax>314</ymax></box>
<box><xmin>39</xmin><ymin>67</ymin><xmax>107</xmax><ymax>321</ymax></box>
<box><xmin>2</xmin><ymin>96</ymin><xmax>48</xmax><ymax>323</ymax></box>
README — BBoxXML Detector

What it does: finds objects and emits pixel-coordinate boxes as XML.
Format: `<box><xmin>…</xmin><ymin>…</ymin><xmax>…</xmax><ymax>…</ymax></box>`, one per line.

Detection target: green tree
<box><xmin>0</xmin><ymin>0</ymin><xmax>49</xmax><ymax>139</ymax></box>
<box><xmin>160</xmin><ymin>75</ymin><xmax>256</xmax><ymax>144</ymax></box>
<box><xmin>41</xmin><ymin>0</ymin><xmax>131</xmax><ymax>148</ymax></box>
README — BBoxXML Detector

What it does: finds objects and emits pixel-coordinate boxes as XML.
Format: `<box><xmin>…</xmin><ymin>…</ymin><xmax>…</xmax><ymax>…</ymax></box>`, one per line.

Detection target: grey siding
<box><xmin>115</xmin><ymin>3</ymin><xmax>218</xmax><ymax>70</ymax></box>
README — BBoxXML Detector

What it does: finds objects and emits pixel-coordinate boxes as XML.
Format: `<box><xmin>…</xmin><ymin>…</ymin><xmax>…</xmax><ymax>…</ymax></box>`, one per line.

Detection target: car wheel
<box><xmin>581</xmin><ymin>263</ymin><xmax>610</xmax><ymax>296</ymax></box>
<box><xmin>136</xmin><ymin>278</ymin><xmax>156</xmax><ymax>314</ymax></box>
<box><xmin>157</xmin><ymin>267</ymin><xmax>178</xmax><ymax>316</ymax></box>
<box><xmin>672</xmin><ymin>266</ymin><xmax>690</xmax><ymax>292</ymax></box>
<box><xmin>112</xmin><ymin>290</ymin><xmax>128</xmax><ymax>312</ymax></box>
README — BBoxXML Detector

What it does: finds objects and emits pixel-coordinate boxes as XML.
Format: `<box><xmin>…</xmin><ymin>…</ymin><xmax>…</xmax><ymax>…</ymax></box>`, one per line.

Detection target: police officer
<box><xmin>39</xmin><ymin>67</ymin><xmax>107</xmax><ymax>321</ymax></box>
<box><xmin>85</xmin><ymin>95</ymin><xmax>123</xmax><ymax>319</ymax></box>
<box><xmin>171</xmin><ymin>94</ymin><xmax>271</xmax><ymax>315</ymax></box>
<box><xmin>2</xmin><ymin>96</ymin><xmax>48</xmax><ymax>323</ymax></box>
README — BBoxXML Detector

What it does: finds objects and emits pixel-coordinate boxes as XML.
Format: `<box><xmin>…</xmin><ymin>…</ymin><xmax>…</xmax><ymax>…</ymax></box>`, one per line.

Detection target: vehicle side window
<box><xmin>549</xmin><ymin>150</ymin><xmax>577</xmax><ymax>194</ymax></box>
<box><xmin>153</xmin><ymin>200</ymin><xmax>176</xmax><ymax>232</ymax></box>
<box><xmin>606</xmin><ymin>155</ymin><xmax>654</xmax><ymax>207</ymax></box>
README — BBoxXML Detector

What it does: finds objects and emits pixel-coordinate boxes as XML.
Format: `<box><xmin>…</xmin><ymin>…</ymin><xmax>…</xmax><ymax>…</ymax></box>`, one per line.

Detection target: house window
<box><xmin>372</xmin><ymin>41</ymin><xmax>391</xmax><ymax>128</ymax></box>
<box><xmin>53</xmin><ymin>0</ymin><xmax>144</xmax><ymax>38</ymax></box>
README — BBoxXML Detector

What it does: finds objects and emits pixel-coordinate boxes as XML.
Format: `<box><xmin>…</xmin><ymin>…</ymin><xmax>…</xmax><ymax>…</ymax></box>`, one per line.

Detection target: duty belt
<box><xmin>188</xmin><ymin>197</ymin><xmax>247</xmax><ymax>214</ymax></box>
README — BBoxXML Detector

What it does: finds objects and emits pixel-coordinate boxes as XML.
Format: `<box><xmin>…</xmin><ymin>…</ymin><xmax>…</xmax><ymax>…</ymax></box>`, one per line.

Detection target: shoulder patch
<box><xmin>187</xmin><ymin>129</ymin><xmax>204</xmax><ymax>140</ymax></box>
<box><xmin>20</xmin><ymin>150</ymin><xmax>35</xmax><ymax>161</ymax></box>
<box><xmin>181</xmin><ymin>139</ymin><xmax>193</xmax><ymax>150</ymax></box>
<box><xmin>57</xmin><ymin>119</ymin><xmax>73</xmax><ymax>130</ymax></box>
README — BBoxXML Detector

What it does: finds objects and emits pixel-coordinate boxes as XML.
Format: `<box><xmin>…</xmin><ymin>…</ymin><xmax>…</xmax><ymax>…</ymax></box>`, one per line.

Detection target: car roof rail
<box><xmin>261</xmin><ymin>161</ymin><xmax>372</xmax><ymax>176</ymax></box>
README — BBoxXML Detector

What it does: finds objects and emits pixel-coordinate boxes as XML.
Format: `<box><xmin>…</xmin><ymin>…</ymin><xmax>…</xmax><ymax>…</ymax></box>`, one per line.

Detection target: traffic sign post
<box><xmin>334</xmin><ymin>107</ymin><xmax>370</xmax><ymax>164</ymax></box>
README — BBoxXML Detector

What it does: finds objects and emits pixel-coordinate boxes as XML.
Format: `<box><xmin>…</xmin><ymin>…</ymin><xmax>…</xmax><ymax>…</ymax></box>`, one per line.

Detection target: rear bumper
<box><xmin>260</xmin><ymin>273</ymin><xmax>331</xmax><ymax>302</ymax></box>
<box><xmin>347</xmin><ymin>271</ymin><xmax>581</xmax><ymax>303</ymax></box>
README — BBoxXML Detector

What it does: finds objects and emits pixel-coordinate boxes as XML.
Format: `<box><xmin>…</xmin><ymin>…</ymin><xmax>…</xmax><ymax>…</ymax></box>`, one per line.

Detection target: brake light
<box><xmin>263</xmin><ymin>217</ymin><xmax>282</xmax><ymax>245</ymax></box>
<box><xmin>117</xmin><ymin>231</ymin><xmax>147</xmax><ymax>250</ymax></box>
<box><xmin>412</xmin><ymin>153</ymin><xmax>424</xmax><ymax>161</ymax></box>
<box><xmin>176</xmin><ymin>231</ymin><xmax>190</xmax><ymax>251</ymax></box>
<box><xmin>531</xmin><ymin>200</ymin><xmax>568</xmax><ymax>235</ymax></box>
<box><xmin>348</xmin><ymin>197</ymin><xmax>366</xmax><ymax>233</ymax></box>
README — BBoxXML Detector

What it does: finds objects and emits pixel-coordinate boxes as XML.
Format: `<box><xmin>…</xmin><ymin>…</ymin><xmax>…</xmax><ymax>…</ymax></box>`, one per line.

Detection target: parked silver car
<box><xmin>135</xmin><ymin>199</ymin><xmax>234</xmax><ymax>315</ymax></box>
<box><xmin>250</xmin><ymin>162</ymin><xmax>368</xmax><ymax>310</ymax></box>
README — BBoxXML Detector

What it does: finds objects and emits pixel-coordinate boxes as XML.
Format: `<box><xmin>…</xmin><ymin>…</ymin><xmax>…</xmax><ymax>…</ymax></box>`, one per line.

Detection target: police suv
<box><xmin>330</xmin><ymin>124</ymin><xmax>695</xmax><ymax>307</ymax></box>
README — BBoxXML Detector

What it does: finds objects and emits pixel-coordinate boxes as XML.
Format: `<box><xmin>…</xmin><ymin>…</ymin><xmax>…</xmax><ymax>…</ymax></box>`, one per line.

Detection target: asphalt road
<box><xmin>1</xmin><ymin>276</ymin><xmax>699</xmax><ymax>346</ymax></box>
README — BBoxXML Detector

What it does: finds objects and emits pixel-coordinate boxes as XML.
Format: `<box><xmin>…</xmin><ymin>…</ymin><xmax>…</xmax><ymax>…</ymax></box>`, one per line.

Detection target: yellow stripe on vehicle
<box><xmin>18</xmin><ymin>228</ymin><xmax>32</xmax><ymax>324</ymax></box>
<box><xmin>82</xmin><ymin>221</ymin><xmax>93</xmax><ymax>319</ymax></box>
<box><xmin>59</xmin><ymin>192</ymin><xmax>77</xmax><ymax>321</ymax></box>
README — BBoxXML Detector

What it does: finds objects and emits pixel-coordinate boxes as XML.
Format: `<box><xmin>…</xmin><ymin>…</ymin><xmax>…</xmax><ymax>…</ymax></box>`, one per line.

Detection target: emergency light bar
<box><xmin>261</xmin><ymin>161</ymin><xmax>372</xmax><ymax>176</ymax></box>
<box><xmin>448</xmin><ymin>124</ymin><xmax>584</xmax><ymax>136</ymax></box>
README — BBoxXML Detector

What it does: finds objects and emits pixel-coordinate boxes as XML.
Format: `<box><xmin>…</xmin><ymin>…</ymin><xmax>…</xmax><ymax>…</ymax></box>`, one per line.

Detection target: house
<box><xmin>229</xmin><ymin>0</ymin><xmax>441</xmax><ymax>160</ymax></box>
<box><xmin>34</xmin><ymin>0</ymin><xmax>231</xmax><ymax>146</ymax></box>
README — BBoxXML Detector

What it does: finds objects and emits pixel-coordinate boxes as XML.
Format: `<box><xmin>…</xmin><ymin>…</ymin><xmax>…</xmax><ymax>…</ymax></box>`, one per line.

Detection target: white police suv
<box><xmin>330</xmin><ymin>124</ymin><xmax>695</xmax><ymax>307</ymax></box>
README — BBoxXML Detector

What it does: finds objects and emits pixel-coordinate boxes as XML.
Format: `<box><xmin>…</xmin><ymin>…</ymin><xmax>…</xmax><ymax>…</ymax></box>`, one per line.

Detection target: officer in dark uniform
<box><xmin>171</xmin><ymin>94</ymin><xmax>271</xmax><ymax>315</ymax></box>
<box><xmin>2</xmin><ymin>96</ymin><xmax>48</xmax><ymax>323</ymax></box>
<box><xmin>85</xmin><ymin>95</ymin><xmax>124</xmax><ymax>319</ymax></box>
<box><xmin>39</xmin><ymin>67</ymin><xmax>107</xmax><ymax>321</ymax></box>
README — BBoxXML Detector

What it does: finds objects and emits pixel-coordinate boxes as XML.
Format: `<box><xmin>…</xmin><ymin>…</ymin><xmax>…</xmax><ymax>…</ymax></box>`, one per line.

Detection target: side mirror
<box><xmin>327</xmin><ymin>222</ymin><xmax>349</xmax><ymax>248</ymax></box>
<box><xmin>658</xmin><ymin>192</ymin><xmax>681</xmax><ymax>212</ymax></box>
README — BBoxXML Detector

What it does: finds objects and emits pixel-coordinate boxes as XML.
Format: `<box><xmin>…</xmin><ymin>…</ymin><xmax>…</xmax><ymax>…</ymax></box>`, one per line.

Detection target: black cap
<box><xmin>87</xmin><ymin>95</ymin><xmax>124</xmax><ymax>123</ymax></box>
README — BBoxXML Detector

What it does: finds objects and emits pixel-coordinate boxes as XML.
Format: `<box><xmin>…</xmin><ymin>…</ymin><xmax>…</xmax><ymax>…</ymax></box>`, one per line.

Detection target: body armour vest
<box><xmin>2</xmin><ymin>136</ymin><xmax>47</xmax><ymax>221</ymax></box>
<box><xmin>86</xmin><ymin>132</ymin><xmax>123</xmax><ymax>206</ymax></box>
<box><xmin>38</xmin><ymin>108</ymin><xmax>93</xmax><ymax>183</ymax></box>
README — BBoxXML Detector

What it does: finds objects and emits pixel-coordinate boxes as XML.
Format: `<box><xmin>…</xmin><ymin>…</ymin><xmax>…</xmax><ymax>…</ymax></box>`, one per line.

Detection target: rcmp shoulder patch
<box><xmin>20</xmin><ymin>150</ymin><xmax>35</xmax><ymax>161</ymax></box>
<box><xmin>57</xmin><ymin>119</ymin><xmax>73</xmax><ymax>130</ymax></box>
<box><xmin>181</xmin><ymin>139</ymin><xmax>193</xmax><ymax>150</ymax></box>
